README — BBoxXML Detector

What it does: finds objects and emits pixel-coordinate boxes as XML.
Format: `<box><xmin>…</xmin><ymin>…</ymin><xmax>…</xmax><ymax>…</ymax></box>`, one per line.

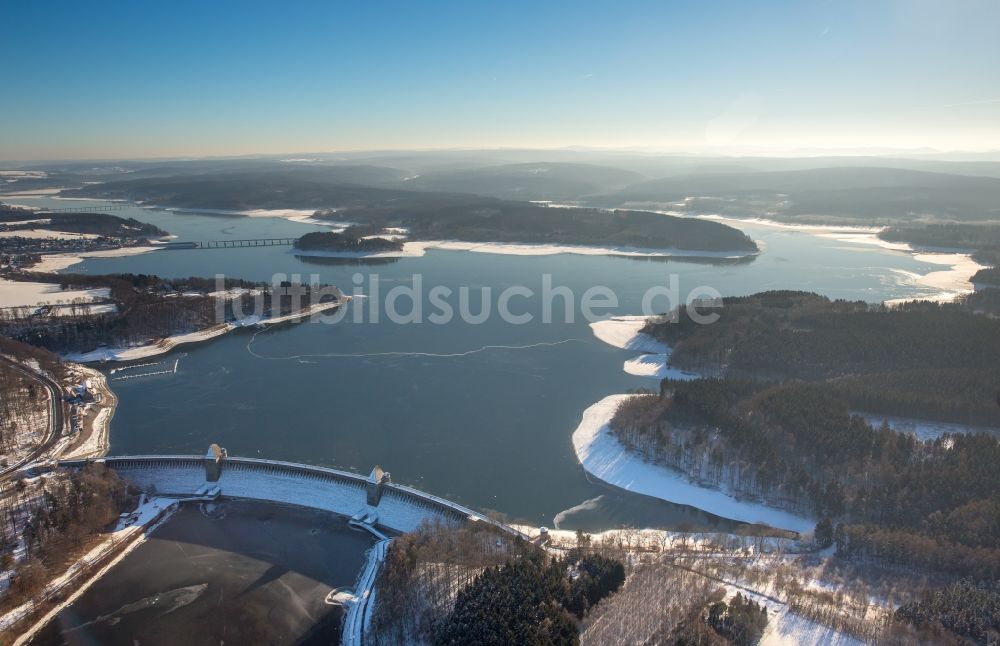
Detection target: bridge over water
<box><xmin>162</xmin><ymin>238</ymin><xmax>298</xmax><ymax>250</ymax></box>
<box><xmin>40</xmin><ymin>204</ymin><xmax>132</xmax><ymax>213</ymax></box>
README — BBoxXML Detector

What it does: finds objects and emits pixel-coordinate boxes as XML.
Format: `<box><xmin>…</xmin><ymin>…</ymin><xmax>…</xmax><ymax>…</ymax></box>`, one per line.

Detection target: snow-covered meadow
<box><xmin>0</xmin><ymin>278</ymin><xmax>109</xmax><ymax>309</ymax></box>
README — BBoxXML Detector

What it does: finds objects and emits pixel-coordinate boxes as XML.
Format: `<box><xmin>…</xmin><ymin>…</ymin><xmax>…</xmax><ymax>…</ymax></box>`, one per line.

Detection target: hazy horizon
<box><xmin>3</xmin><ymin>0</ymin><xmax>999</xmax><ymax>161</ymax></box>
<box><xmin>5</xmin><ymin>144</ymin><xmax>1000</xmax><ymax>167</ymax></box>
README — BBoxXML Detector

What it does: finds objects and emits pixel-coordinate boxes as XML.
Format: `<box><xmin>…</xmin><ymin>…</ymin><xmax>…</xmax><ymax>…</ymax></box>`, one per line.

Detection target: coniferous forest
<box><xmin>370</xmin><ymin>523</ymin><xmax>624</xmax><ymax>646</ymax></box>
<box><xmin>642</xmin><ymin>291</ymin><xmax>1000</xmax><ymax>425</ymax></box>
<box><xmin>611</xmin><ymin>292</ymin><xmax>1000</xmax><ymax>581</ymax></box>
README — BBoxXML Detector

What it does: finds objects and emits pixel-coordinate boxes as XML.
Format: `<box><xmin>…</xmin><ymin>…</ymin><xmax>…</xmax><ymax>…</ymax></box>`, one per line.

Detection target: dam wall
<box><xmin>57</xmin><ymin>455</ymin><xmax>515</xmax><ymax>536</ymax></box>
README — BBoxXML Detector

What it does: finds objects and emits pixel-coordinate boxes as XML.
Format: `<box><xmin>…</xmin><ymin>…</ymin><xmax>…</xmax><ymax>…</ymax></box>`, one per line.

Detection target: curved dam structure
<box><xmin>57</xmin><ymin>453</ymin><xmax>519</xmax><ymax>537</ymax></box>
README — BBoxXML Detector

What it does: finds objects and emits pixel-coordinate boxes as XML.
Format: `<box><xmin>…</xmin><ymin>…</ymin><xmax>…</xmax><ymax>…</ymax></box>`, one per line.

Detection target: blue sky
<box><xmin>1</xmin><ymin>0</ymin><xmax>998</xmax><ymax>159</ymax></box>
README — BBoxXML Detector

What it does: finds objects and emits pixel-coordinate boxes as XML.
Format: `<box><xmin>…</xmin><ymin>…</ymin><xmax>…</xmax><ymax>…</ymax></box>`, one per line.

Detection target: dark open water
<box><xmin>10</xmin><ymin>197</ymin><xmax>952</xmax><ymax>530</ymax></box>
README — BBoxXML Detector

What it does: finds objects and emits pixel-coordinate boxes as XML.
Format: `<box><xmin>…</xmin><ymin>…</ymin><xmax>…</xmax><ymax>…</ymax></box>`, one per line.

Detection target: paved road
<box><xmin>0</xmin><ymin>355</ymin><xmax>66</xmax><ymax>480</ymax></box>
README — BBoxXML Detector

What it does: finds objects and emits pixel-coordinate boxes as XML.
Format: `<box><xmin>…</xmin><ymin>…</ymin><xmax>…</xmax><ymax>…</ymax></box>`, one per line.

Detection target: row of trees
<box><xmin>835</xmin><ymin>523</ymin><xmax>1000</xmax><ymax>580</ymax></box>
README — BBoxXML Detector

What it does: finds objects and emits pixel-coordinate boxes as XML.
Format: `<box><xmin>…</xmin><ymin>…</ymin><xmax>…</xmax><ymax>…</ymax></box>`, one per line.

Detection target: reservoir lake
<box><xmin>13</xmin><ymin>197</ymin><xmax>965</xmax><ymax>531</ymax></box>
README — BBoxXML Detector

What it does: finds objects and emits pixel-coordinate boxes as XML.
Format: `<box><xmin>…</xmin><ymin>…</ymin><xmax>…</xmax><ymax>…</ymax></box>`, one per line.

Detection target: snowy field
<box><xmin>856</xmin><ymin>411</ymin><xmax>1000</xmax><ymax>441</ymax></box>
<box><xmin>0</xmin><ymin>187</ymin><xmax>63</xmax><ymax>197</ymax></box>
<box><xmin>572</xmin><ymin>395</ymin><xmax>815</xmax><ymax>533</ymax></box>
<box><xmin>0</xmin><ymin>277</ymin><xmax>109</xmax><ymax>309</ymax></box>
<box><xmin>0</xmin><ymin>229</ymin><xmax>99</xmax><ymax>240</ymax></box>
<box><xmin>760</xmin><ymin>603</ymin><xmax>864</xmax><ymax>646</ymax></box>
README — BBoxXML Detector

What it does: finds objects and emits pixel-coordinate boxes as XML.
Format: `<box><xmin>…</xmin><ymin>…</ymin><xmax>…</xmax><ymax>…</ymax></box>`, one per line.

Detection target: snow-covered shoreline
<box><xmin>581</xmin><ymin>307</ymin><xmax>988</xmax><ymax>533</ymax></box>
<box><xmin>145</xmin><ymin>202</ymin><xmax>760</xmax><ymax>259</ymax></box>
<box><xmin>589</xmin><ymin>316</ymin><xmax>699</xmax><ymax>380</ymax></box>
<box><xmin>58</xmin><ymin>365</ymin><xmax>117</xmax><ymax>460</ymax></box>
<box><xmin>63</xmin><ymin>323</ymin><xmax>234</xmax><ymax>363</ymax></box>
<box><xmin>29</xmin><ymin>245</ymin><xmax>160</xmax><ymax>273</ymax></box>
<box><xmin>581</xmin><ymin>316</ymin><xmax>811</xmax><ymax>532</ymax></box>
<box><xmin>697</xmin><ymin>213</ymin><xmax>987</xmax><ymax>304</ymax></box>
<box><xmin>884</xmin><ymin>250</ymin><xmax>988</xmax><ymax>305</ymax></box>
<box><xmin>572</xmin><ymin>395</ymin><xmax>815</xmax><ymax>533</ymax></box>
<box><xmin>294</xmin><ymin>238</ymin><xmax>758</xmax><ymax>260</ymax></box>
<box><xmin>145</xmin><ymin>205</ymin><xmax>339</xmax><ymax>228</ymax></box>
<box><xmin>63</xmin><ymin>300</ymin><xmax>345</xmax><ymax>363</ymax></box>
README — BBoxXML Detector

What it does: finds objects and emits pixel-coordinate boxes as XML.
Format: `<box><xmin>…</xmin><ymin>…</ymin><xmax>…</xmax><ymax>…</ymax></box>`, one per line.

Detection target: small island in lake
<box><xmin>294</xmin><ymin>226</ymin><xmax>405</xmax><ymax>254</ymax></box>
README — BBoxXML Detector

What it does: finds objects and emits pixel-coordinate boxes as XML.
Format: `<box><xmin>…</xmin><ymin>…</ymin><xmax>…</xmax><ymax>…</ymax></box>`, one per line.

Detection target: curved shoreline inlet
<box><xmin>589</xmin><ymin>316</ymin><xmax>699</xmax><ymax>380</ymax></box>
<box><xmin>696</xmin><ymin>214</ymin><xmax>988</xmax><ymax>304</ymax></box>
<box><xmin>583</xmin><ymin>315</ymin><xmax>814</xmax><ymax>533</ymax></box>
<box><xmin>572</xmin><ymin>394</ymin><xmax>815</xmax><ymax>534</ymax></box>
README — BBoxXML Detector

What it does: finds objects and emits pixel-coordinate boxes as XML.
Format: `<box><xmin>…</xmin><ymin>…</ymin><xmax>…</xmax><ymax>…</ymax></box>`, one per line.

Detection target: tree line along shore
<box><xmin>0</xmin><ymin>271</ymin><xmax>343</xmax><ymax>357</ymax></box>
<box><xmin>64</xmin><ymin>175</ymin><xmax>760</xmax><ymax>254</ymax></box>
<box><xmin>609</xmin><ymin>291</ymin><xmax>1000</xmax><ymax>583</ymax></box>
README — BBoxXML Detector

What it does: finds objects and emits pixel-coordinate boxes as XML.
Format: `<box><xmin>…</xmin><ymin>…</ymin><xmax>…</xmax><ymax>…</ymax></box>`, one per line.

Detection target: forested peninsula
<box><xmin>0</xmin><ymin>272</ymin><xmax>340</xmax><ymax>355</ymax></box>
<box><xmin>62</xmin><ymin>174</ymin><xmax>759</xmax><ymax>253</ymax></box>
<box><xmin>643</xmin><ymin>291</ymin><xmax>1000</xmax><ymax>426</ymax></box>
<box><xmin>609</xmin><ymin>291</ymin><xmax>1000</xmax><ymax>578</ymax></box>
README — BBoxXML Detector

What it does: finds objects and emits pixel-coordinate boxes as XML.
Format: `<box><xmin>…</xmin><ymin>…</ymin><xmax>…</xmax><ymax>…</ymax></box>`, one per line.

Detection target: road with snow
<box><xmin>0</xmin><ymin>355</ymin><xmax>65</xmax><ymax>480</ymax></box>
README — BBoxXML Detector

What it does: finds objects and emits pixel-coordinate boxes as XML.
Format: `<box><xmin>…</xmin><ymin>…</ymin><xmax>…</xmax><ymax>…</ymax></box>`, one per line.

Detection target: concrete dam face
<box><xmin>58</xmin><ymin>453</ymin><xmax>508</xmax><ymax>535</ymax></box>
